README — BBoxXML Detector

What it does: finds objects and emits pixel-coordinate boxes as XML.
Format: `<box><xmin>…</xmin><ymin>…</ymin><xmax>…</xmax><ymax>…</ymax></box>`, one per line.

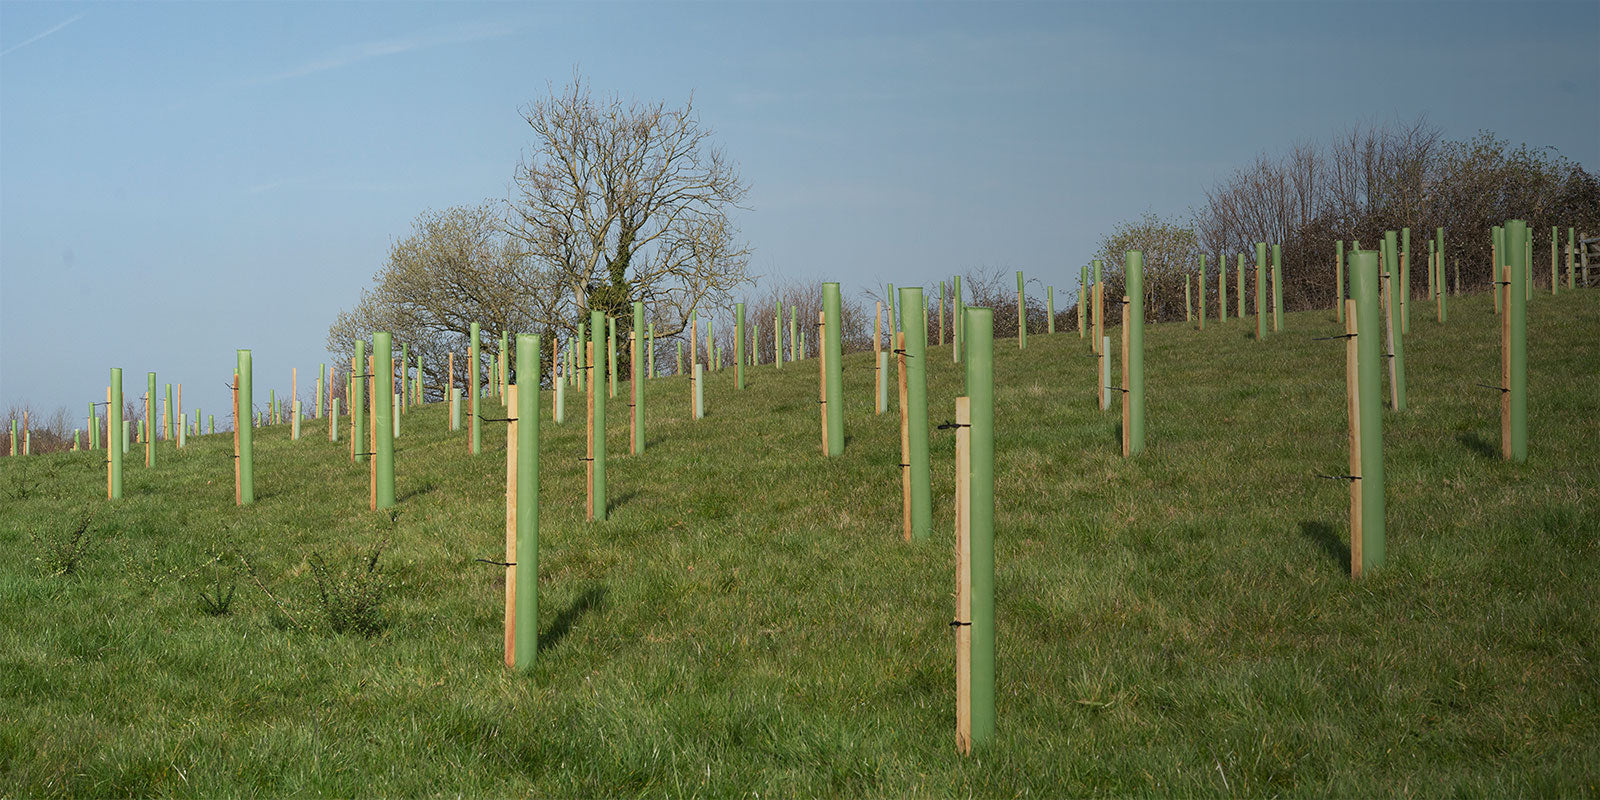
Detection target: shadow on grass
<box><xmin>540</xmin><ymin>585</ymin><xmax>606</xmax><ymax>652</ymax></box>
<box><xmin>607</xmin><ymin>490</ymin><xmax>638</xmax><ymax>514</ymax></box>
<box><xmin>1456</xmin><ymin>431</ymin><xmax>1497</xmax><ymax>460</ymax></box>
<box><xmin>397</xmin><ymin>480</ymin><xmax>437</xmax><ymax>503</ymax></box>
<box><xmin>1299</xmin><ymin>521</ymin><xmax>1350</xmax><ymax>572</ymax></box>
<box><xmin>1299</xmin><ymin>520</ymin><xmax>1349</xmax><ymax>574</ymax></box>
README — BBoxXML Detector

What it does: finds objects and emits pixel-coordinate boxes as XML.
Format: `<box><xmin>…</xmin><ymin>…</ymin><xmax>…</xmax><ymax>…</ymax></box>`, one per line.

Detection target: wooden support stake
<box><xmin>954</xmin><ymin>395</ymin><xmax>973</xmax><ymax>754</ymax></box>
<box><xmin>504</xmin><ymin>384</ymin><xmax>518</xmax><ymax>668</ymax></box>
<box><xmin>898</xmin><ymin>331</ymin><xmax>911</xmax><ymax>542</ymax></box>
<box><xmin>1346</xmin><ymin>300</ymin><xmax>1362</xmax><ymax>579</ymax></box>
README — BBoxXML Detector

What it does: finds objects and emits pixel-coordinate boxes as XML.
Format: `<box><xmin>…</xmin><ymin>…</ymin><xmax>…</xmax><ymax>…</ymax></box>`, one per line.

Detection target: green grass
<box><xmin>3</xmin><ymin>290</ymin><xmax>1597</xmax><ymax>797</ymax></box>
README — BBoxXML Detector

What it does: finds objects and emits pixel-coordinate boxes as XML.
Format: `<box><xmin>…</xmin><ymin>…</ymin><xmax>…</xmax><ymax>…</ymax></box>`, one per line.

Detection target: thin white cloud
<box><xmin>0</xmin><ymin>12</ymin><xmax>86</xmax><ymax>57</ymax></box>
<box><xmin>252</xmin><ymin>20</ymin><xmax>512</xmax><ymax>84</ymax></box>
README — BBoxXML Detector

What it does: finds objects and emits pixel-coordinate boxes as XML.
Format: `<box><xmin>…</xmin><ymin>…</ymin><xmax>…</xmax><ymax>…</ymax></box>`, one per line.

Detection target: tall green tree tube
<box><xmin>1336</xmin><ymin>240</ymin><xmax>1345</xmax><ymax>323</ymax></box>
<box><xmin>900</xmin><ymin>287</ymin><xmax>931</xmax><ymax>539</ymax></box>
<box><xmin>500</xmin><ymin>331</ymin><xmax>510</xmax><ymax>399</ymax></box>
<box><xmin>146</xmin><ymin>372</ymin><xmax>158</xmax><ymax>466</ymax></box>
<box><xmin>1351</xmin><ymin>249</ymin><xmax>1385</xmax><ymax>571</ymax></box>
<box><xmin>1271</xmin><ymin>244</ymin><xmax>1283</xmax><ymax>331</ymax></box>
<box><xmin>237</xmin><ymin>351</ymin><xmax>254</xmax><ymax>504</ymax></box>
<box><xmin>1385</xmin><ymin>231</ymin><xmax>1407</xmax><ymax>411</ymax></box>
<box><xmin>109</xmin><ymin>369</ymin><xmax>123</xmax><ymax>499</ymax></box>
<box><xmin>1506</xmin><ymin>220</ymin><xmax>1529</xmax><ymax>462</ymax></box>
<box><xmin>1254</xmin><ymin>242</ymin><xmax>1267</xmax><ymax>339</ymax></box>
<box><xmin>633</xmin><ymin>301</ymin><xmax>645</xmax><ymax>453</ymax></box>
<box><xmin>774</xmin><ymin>303</ymin><xmax>783</xmax><ymax>368</ymax></box>
<box><xmin>353</xmin><ymin>339</ymin><xmax>366</xmax><ymax>463</ymax></box>
<box><xmin>1401</xmin><ymin>228</ymin><xmax>1412</xmax><ymax>331</ymax></box>
<box><xmin>735</xmin><ymin>302</ymin><xmax>746</xmax><ymax>390</ymax></box>
<box><xmin>823</xmin><ymin>283</ymin><xmax>844</xmax><ymax>456</ymax></box>
<box><xmin>1219</xmin><ymin>252</ymin><xmax>1228</xmax><ymax>320</ymax></box>
<box><xmin>790</xmin><ymin>307</ymin><xmax>798</xmax><ymax>363</ymax></box>
<box><xmin>1199</xmin><ymin>254</ymin><xmax>1207</xmax><ymax>330</ymax></box>
<box><xmin>1046</xmin><ymin>285</ymin><xmax>1054</xmax><ymax>335</ymax></box>
<box><xmin>374</xmin><ymin>331</ymin><xmax>396</xmax><ymax>510</ymax></box>
<box><xmin>649</xmin><ymin>322</ymin><xmax>656</xmax><ymax>377</ymax></box>
<box><xmin>164</xmin><ymin>383</ymin><xmax>173</xmax><ymax>442</ymax></box>
<box><xmin>954</xmin><ymin>274</ymin><xmax>964</xmax><ymax>361</ymax></box>
<box><xmin>1077</xmin><ymin>267</ymin><xmax>1087</xmax><ymax>338</ymax></box>
<box><xmin>1236</xmin><ymin>253</ymin><xmax>1245</xmax><ymax>319</ymax></box>
<box><xmin>400</xmin><ymin>343</ymin><xmax>408</xmax><ymax>415</ymax></box>
<box><xmin>1016</xmin><ymin>270</ymin><xmax>1027</xmax><ymax>349</ymax></box>
<box><xmin>513</xmin><ymin>333</ymin><xmax>541</xmax><ymax>669</ymax></box>
<box><xmin>1567</xmin><ymin>227</ymin><xmax>1575</xmax><ymax>290</ymax></box>
<box><xmin>886</xmin><ymin>283</ymin><xmax>896</xmax><ymax>334</ymax></box>
<box><xmin>317</xmin><ymin>363</ymin><xmax>325</xmax><ymax>418</ymax></box>
<box><xmin>964</xmin><ymin>306</ymin><xmax>996</xmax><ymax>747</ymax></box>
<box><xmin>1126</xmin><ymin>251</ymin><xmax>1146</xmax><ymax>455</ymax></box>
<box><xmin>1438</xmin><ymin>227</ymin><xmax>1450</xmax><ymax>309</ymax></box>
<box><xmin>941</xmin><ymin>281</ymin><xmax>949</xmax><ymax>343</ymax></box>
<box><xmin>470</xmin><ymin>322</ymin><xmax>481</xmax><ymax>455</ymax></box>
<box><xmin>608</xmin><ymin>317</ymin><xmax>618</xmax><ymax>396</ymax></box>
<box><xmin>1492</xmin><ymin>226</ymin><xmax>1503</xmax><ymax>314</ymax></box>
<box><xmin>89</xmin><ymin>402</ymin><xmax>98</xmax><ymax>450</ymax></box>
<box><xmin>591</xmin><ymin>310</ymin><xmax>607</xmax><ymax>520</ymax></box>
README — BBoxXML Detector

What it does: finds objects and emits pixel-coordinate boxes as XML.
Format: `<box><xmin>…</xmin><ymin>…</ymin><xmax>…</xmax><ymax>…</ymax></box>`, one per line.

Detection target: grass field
<box><xmin>2</xmin><ymin>288</ymin><xmax>1597</xmax><ymax>797</ymax></box>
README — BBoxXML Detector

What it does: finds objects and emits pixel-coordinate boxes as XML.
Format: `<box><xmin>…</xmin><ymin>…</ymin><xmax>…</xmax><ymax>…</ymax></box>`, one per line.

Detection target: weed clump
<box><xmin>307</xmin><ymin>538</ymin><xmax>390</xmax><ymax>636</ymax></box>
<box><xmin>30</xmin><ymin>516</ymin><xmax>93</xmax><ymax>576</ymax></box>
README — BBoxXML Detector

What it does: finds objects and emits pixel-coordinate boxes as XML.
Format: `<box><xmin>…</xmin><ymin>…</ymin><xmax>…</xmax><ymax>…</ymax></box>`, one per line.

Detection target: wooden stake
<box><xmin>898</xmin><ymin>331</ymin><xmax>911</xmax><ymax>542</ymax></box>
<box><xmin>954</xmin><ymin>395</ymin><xmax>973</xmax><ymax>754</ymax></box>
<box><xmin>587</xmin><ymin>342</ymin><xmax>596</xmax><ymax>520</ymax></box>
<box><xmin>1346</xmin><ymin>300</ymin><xmax>1362</xmax><ymax>579</ymax></box>
<box><xmin>504</xmin><ymin>384</ymin><xmax>518</xmax><ymax>668</ymax></box>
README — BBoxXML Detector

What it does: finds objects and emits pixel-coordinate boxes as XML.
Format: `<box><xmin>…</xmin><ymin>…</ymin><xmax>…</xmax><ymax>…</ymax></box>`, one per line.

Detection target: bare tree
<box><xmin>507</xmin><ymin>73</ymin><xmax>754</xmax><ymax>341</ymax></box>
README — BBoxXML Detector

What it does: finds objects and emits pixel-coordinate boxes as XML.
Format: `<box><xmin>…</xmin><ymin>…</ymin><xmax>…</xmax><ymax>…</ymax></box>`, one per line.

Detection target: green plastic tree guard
<box><xmin>164</xmin><ymin>383</ymin><xmax>172</xmax><ymax>442</ymax></box>
<box><xmin>964</xmin><ymin>305</ymin><xmax>995</xmax><ymax>748</ymax></box>
<box><xmin>1351</xmin><ymin>248</ymin><xmax>1385</xmax><ymax>572</ymax></box>
<box><xmin>109</xmin><ymin>369</ymin><xmax>123</xmax><ymax>498</ymax></box>
<box><xmin>353</xmin><ymin>339</ymin><xmax>366</xmax><ymax>463</ymax></box>
<box><xmin>237</xmin><ymin>351</ymin><xmax>254</xmax><ymax>504</ymax></box>
<box><xmin>1254</xmin><ymin>243</ymin><xmax>1267</xmax><ymax>339</ymax></box>
<box><xmin>89</xmin><ymin>402</ymin><xmax>98</xmax><ymax>450</ymax></box>
<box><xmin>146</xmin><ymin>372</ymin><xmax>157</xmax><ymax>467</ymax></box>
<box><xmin>500</xmin><ymin>331</ymin><xmax>510</xmax><ymax>398</ymax></box>
<box><xmin>591</xmin><ymin>310</ymin><xmax>607</xmax><ymax>520</ymax></box>
<box><xmin>513</xmin><ymin>333</ymin><xmax>541</xmax><ymax>669</ymax></box>
<box><xmin>1126</xmin><ymin>251</ymin><xmax>1146</xmax><ymax>455</ymax></box>
<box><xmin>789</xmin><ymin>307</ymin><xmax>798</xmax><ymax>364</ymax></box>
<box><xmin>1383</xmin><ymin>232</ymin><xmax>1407</xmax><ymax>411</ymax></box>
<box><xmin>823</xmin><ymin>283</ymin><xmax>844</xmax><ymax>456</ymax></box>
<box><xmin>1336</xmin><ymin>240</ymin><xmax>1345</xmax><ymax>323</ymax></box>
<box><xmin>1219</xmin><ymin>252</ymin><xmax>1228</xmax><ymax>320</ymax></box>
<box><xmin>693</xmin><ymin>363</ymin><xmax>704</xmax><ymax>419</ymax></box>
<box><xmin>676</xmin><ymin>341</ymin><xmax>683</xmax><ymax>376</ymax></box>
<box><xmin>1016</xmin><ymin>271</ymin><xmax>1026</xmax><ymax>349</ymax></box>
<box><xmin>954</xmin><ymin>274</ymin><xmax>964</xmax><ymax>361</ymax></box>
<box><xmin>1047</xmin><ymin>285</ymin><xmax>1055</xmax><ymax>335</ymax></box>
<box><xmin>608</xmin><ymin>317</ymin><xmax>618</xmax><ymax>397</ymax></box>
<box><xmin>886</xmin><ymin>283</ymin><xmax>896</xmax><ymax>335</ymax></box>
<box><xmin>900</xmin><ymin>287</ymin><xmax>931</xmax><ymax>540</ymax></box>
<box><xmin>1492</xmin><ymin>226</ymin><xmax>1503</xmax><ymax>314</ymax></box>
<box><xmin>941</xmin><ymin>281</ymin><xmax>948</xmax><ymax>344</ymax></box>
<box><xmin>633</xmin><ymin>301</ymin><xmax>645</xmax><ymax>454</ymax></box>
<box><xmin>1271</xmin><ymin>244</ymin><xmax>1283</xmax><ymax>332</ymax></box>
<box><xmin>1401</xmin><ymin>228</ymin><xmax>1411</xmax><ymax>333</ymax></box>
<box><xmin>399</xmin><ymin>343</ymin><xmax>408</xmax><ymax>415</ymax></box>
<box><xmin>1199</xmin><ymin>254</ymin><xmax>1207</xmax><ymax>330</ymax></box>
<box><xmin>1551</xmin><ymin>226</ymin><xmax>1559</xmax><ymax>296</ymax></box>
<box><xmin>774</xmin><ymin>302</ymin><xmax>783</xmax><ymax>369</ymax></box>
<box><xmin>1077</xmin><ymin>267</ymin><xmax>1087</xmax><ymax>338</ymax></box>
<box><xmin>374</xmin><ymin>332</ymin><xmax>396</xmax><ymax>510</ymax></box>
<box><xmin>735</xmin><ymin>302</ymin><xmax>745</xmax><ymax>391</ymax></box>
<box><xmin>1506</xmin><ymin>220</ymin><xmax>1529</xmax><ymax>462</ymax></box>
<box><xmin>1236</xmin><ymin>253</ymin><xmax>1245</xmax><ymax>319</ymax></box>
<box><xmin>470</xmin><ymin>322</ymin><xmax>481</xmax><ymax>455</ymax></box>
<box><xmin>317</xmin><ymin>364</ymin><xmax>325</xmax><ymax>418</ymax></box>
<box><xmin>649</xmin><ymin>322</ymin><xmax>657</xmax><ymax>377</ymax></box>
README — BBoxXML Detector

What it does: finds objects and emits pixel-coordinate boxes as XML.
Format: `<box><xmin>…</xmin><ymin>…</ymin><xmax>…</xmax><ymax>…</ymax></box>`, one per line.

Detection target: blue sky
<box><xmin>3</xmin><ymin>1</ymin><xmax>1596</xmax><ymax>424</ymax></box>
